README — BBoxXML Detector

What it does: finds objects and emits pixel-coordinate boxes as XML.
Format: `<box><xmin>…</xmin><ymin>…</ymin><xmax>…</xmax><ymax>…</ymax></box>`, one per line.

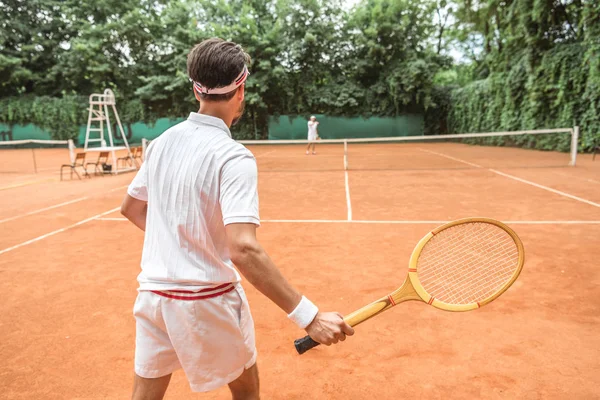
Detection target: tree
<box><xmin>446</xmin><ymin>0</ymin><xmax>600</xmax><ymax>150</ymax></box>
<box><xmin>345</xmin><ymin>0</ymin><xmax>448</xmax><ymax>115</ymax></box>
<box><xmin>0</xmin><ymin>0</ymin><xmax>74</xmax><ymax>96</ymax></box>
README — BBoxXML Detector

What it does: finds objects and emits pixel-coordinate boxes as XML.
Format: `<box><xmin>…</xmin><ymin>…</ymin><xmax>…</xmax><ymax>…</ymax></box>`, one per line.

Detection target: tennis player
<box><xmin>121</xmin><ymin>38</ymin><xmax>353</xmax><ymax>400</ymax></box>
<box><xmin>306</xmin><ymin>115</ymin><xmax>319</xmax><ymax>155</ymax></box>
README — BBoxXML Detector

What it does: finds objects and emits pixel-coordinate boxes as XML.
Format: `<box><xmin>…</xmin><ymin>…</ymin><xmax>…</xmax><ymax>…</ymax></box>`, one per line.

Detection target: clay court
<box><xmin>1</xmin><ymin>142</ymin><xmax>599</xmax><ymax>399</ymax></box>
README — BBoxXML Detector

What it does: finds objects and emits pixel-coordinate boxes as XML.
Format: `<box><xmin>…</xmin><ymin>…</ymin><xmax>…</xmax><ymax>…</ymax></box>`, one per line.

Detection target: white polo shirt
<box><xmin>128</xmin><ymin>112</ymin><xmax>260</xmax><ymax>291</ymax></box>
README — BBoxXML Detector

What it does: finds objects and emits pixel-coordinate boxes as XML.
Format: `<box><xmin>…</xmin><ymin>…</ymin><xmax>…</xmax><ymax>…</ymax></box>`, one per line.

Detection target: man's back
<box><xmin>129</xmin><ymin>112</ymin><xmax>259</xmax><ymax>290</ymax></box>
<box><xmin>123</xmin><ymin>38</ymin><xmax>350</xmax><ymax>399</ymax></box>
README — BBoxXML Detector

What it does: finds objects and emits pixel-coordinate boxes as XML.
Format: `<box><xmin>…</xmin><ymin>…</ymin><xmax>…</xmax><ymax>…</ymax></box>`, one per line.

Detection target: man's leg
<box><xmin>228</xmin><ymin>363</ymin><xmax>260</xmax><ymax>400</ymax></box>
<box><xmin>132</xmin><ymin>373</ymin><xmax>172</xmax><ymax>400</ymax></box>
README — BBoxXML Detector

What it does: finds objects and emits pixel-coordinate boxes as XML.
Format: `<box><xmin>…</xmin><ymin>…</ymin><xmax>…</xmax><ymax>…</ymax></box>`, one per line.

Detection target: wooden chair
<box><xmin>86</xmin><ymin>151</ymin><xmax>110</xmax><ymax>176</ymax></box>
<box><xmin>117</xmin><ymin>147</ymin><xmax>140</xmax><ymax>169</ymax></box>
<box><xmin>133</xmin><ymin>146</ymin><xmax>143</xmax><ymax>165</ymax></box>
<box><xmin>60</xmin><ymin>152</ymin><xmax>89</xmax><ymax>181</ymax></box>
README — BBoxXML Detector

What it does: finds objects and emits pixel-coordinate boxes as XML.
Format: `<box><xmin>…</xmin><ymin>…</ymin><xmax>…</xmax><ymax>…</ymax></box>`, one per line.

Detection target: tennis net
<box><xmin>238</xmin><ymin>128</ymin><xmax>578</xmax><ymax>172</ymax></box>
<box><xmin>0</xmin><ymin>139</ymin><xmax>75</xmax><ymax>174</ymax></box>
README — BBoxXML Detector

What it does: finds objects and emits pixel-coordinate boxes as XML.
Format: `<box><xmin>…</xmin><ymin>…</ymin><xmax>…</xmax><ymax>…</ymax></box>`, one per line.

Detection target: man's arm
<box><xmin>226</xmin><ymin>223</ymin><xmax>301</xmax><ymax>313</ymax></box>
<box><xmin>121</xmin><ymin>194</ymin><xmax>147</xmax><ymax>231</ymax></box>
<box><xmin>226</xmin><ymin>223</ymin><xmax>354</xmax><ymax>345</ymax></box>
<box><xmin>221</xmin><ymin>154</ymin><xmax>352</xmax><ymax>345</ymax></box>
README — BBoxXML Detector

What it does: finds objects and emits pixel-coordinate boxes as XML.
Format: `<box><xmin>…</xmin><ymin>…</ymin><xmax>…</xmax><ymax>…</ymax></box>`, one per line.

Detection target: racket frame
<box><xmin>407</xmin><ymin>217</ymin><xmax>525</xmax><ymax>312</ymax></box>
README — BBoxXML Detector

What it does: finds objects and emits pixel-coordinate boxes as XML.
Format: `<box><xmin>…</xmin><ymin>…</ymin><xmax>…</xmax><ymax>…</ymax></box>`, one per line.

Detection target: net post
<box><xmin>142</xmin><ymin>138</ymin><xmax>148</xmax><ymax>161</ymax></box>
<box><xmin>344</xmin><ymin>139</ymin><xmax>348</xmax><ymax>170</ymax></box>
<box><xmin>570</xmin><ymin>126</ymin><xmax>579</xmax><ymax>166</ymax></box>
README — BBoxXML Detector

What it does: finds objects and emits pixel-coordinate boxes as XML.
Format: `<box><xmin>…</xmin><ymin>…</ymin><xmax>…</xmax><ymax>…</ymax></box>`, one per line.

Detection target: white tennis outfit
<box><xmin>307</xmin><ymin>120</ymin><xmax>319</xmax><ymax>141</ymax></box>
<box><xmin>128</xmin><ymin>112</ymin><xmax>259</xmax><ymax>392</ymax></box>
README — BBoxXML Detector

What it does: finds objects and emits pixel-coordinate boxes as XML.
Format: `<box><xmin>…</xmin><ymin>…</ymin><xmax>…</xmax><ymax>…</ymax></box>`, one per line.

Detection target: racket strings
<box><xmin>420</xmin><ymin>227</ymin><xmax>518</xmax><ymax>304</ymax></box>
<box><xmin>417</xmin><ymin>222</ymin><xmax>519</xmax><ymax>305</ymax></box>
<box><xmin>422</xmin><ymin>236</ymin><xmax>518</xmax><ymax>304</ymax></box>
<box><xmin>421</xmin><ymin>241</ymin><xmax>517</xmax><ymax>304</ymax></box>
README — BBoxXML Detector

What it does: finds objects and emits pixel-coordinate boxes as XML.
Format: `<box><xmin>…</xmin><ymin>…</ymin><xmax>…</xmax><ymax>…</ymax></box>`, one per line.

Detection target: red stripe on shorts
<box><xmin>164</xmin><ymin>282</ymin><xmax>232</xmax><ymax>294</ymax></box>
<box><xmin>151</xmin><ymin>284</ymin><xmax>235</xmax><ymax>300</ymax></box>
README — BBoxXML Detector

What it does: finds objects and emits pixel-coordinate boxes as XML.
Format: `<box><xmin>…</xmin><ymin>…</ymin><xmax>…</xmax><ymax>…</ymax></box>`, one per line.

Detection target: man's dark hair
<box><xmin>187</xmin><ymin>38</ymin><xmax>251</xmax><ymax>102</ymax></box>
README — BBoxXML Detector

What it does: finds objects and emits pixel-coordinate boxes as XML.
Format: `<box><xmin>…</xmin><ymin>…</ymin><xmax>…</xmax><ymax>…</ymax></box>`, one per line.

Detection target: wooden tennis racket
<box><xmin>294</xmin><ymin>217</ymin><xmax>525</xmax><ymax>354</ymax></box>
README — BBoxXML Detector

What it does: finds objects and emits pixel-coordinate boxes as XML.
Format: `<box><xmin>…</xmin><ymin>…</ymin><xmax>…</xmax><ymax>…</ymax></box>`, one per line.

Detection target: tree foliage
<box><xmin>445</xmin><ymin>0</ymin><xmax>599</xmax><ymax>150</ymax></box>
<box><xmin>0</xmin><ymin>0</ymin><xmax>598</xmax><ymax>149</ymax></box>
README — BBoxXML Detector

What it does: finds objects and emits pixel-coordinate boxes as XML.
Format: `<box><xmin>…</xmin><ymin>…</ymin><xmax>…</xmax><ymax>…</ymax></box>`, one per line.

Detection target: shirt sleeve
<box><xmin>127</xmin><ymin>159</ymin><xmax>148</xmax><ymax>201</ymax></box>
<box><xmin>220</xmin><ymin>154</ymin><xmax>260</xmax><ymax>226</ymax></box>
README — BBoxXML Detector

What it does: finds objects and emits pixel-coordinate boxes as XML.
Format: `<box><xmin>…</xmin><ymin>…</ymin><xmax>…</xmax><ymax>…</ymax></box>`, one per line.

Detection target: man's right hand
<box><xmin>305</xmin><ymin>312</ymin><xmax>354</xmax><ymax>345</ymax></box>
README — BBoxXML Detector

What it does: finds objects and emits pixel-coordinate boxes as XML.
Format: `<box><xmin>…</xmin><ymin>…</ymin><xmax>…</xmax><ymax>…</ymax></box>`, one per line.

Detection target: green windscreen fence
<box><xmin>0</xmin><ymin>114</ymin><xmax>424</xmax><ymax>143</ymax></box>
<box><xmin>268</xmin><ymin>114</ymin><xmax>424</xmax><ymax>140</ymax></box>
<box><xmin>0</xmin><ymin>118</ymin><xmax>184</xmax><ymax>145</ymax></box>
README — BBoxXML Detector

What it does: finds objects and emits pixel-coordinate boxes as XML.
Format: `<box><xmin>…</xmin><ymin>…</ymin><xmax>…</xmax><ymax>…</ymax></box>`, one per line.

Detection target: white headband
<box><xmin>192</xmin><ymin>66</ymin><xmax>249</xmax><ymax>95</ymax></box>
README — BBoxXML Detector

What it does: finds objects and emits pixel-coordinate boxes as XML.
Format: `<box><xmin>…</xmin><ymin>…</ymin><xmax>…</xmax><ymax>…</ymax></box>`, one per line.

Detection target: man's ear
<box><xmin>194</xmin><ymin>88</ymin><xmax>201</xmax><ymax>102</ymax></box>
<box><xmin>238</xmin><ymin>84</ymin><xmax>245</xmax><ymax>102</ymax></box>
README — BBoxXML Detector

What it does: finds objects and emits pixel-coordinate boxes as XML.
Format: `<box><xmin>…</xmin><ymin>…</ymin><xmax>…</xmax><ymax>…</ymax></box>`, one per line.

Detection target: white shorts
<box><xmin>133</xmin><ymin>283</ymin><xmax>256</xmax><ymax>392</ymax></box>
<box><xmin>307</xmin><ymin>133</ymin><xmax>318</xmax><ymax>141</ymax></box>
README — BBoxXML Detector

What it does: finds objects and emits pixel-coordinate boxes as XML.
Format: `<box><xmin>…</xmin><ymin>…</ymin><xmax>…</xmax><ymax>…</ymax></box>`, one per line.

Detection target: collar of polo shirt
<box><xmin>187</xmin><ymin>113</ymin><xmax>233</xmax><ymax>138</ymax></box>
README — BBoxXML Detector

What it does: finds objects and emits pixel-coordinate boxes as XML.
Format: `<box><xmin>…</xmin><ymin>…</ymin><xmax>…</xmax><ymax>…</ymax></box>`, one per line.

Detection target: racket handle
<box><xmin>294</xmin><ymin>335</ymin><xmax>320</xmax><ymax>354</ymax></box>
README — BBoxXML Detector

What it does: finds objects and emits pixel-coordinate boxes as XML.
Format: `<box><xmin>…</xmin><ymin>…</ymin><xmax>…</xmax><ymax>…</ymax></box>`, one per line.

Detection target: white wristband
<box><xmin>287</xmin><ymin>296</ymin><xmax>319</xmax><ymax>329</ymax></box>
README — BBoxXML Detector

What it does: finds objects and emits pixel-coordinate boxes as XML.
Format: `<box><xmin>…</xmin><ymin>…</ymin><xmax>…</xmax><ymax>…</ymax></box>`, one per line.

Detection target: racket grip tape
<box><xmin>294</xmin><ymin>335</ymin><xmax>320</xmax><ymax>354</ymax></box>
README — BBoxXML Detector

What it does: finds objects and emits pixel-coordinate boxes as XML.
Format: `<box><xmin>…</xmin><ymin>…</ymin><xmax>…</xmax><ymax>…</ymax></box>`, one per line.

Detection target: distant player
<box><xmin>306</xmin><ymin>115</ymin><xmax>319</xmax><ymax>155</ymax></box>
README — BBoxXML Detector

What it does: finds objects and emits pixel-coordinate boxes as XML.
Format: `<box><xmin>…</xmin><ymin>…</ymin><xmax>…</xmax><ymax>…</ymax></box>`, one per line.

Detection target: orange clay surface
<box><xmin>0</xmin><ymin>142</ymin><xmax>599</xmax><ymax>399</ymax></box>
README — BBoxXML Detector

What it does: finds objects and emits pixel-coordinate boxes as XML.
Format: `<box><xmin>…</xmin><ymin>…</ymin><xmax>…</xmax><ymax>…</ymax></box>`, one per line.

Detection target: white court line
<box><xmin>0</xmin><ymin>184</ymin><xmax>128</xmax><ymax>224</ymax></box>
<box><xmin>418</xmin><ymin>148</ymin><xmax>600</xmax><ymax>208</ymax></box>
<box><xmin>489</xmin><ymin>169</ymin><xmax>600</xmax><ymax>208</ymax></box>
<box><xmin>419</xmin><ymin>148</ymin><xmax>483</xmax><ymax>168</ymax></box>
<box><xmin>95</xmin><ymin>217</ymin><xmax>600</xmax><ymax>225</ymax></box>
<box><xmin>0</xmin><ymin>207</ymin><xmax>120</xmax><ymax>256</ymax></box>
<box><xmin>0</xmin><ymin>177</ymin><xmax>58</xmax><ymax>191</ymax></box>
<box><xmin>345</xmin><ymin>170</ymin><xmax>352</xmax><ymax>221</ymax></box>
<box><xmin>344</xmin><ymin>148</ymin><xmax>352</xmax><ymax>221</ymax></box>
<box><xmin>0</xmin><ymin>197</ymin><xmax>88</xmax><ymax>224</ymax></box>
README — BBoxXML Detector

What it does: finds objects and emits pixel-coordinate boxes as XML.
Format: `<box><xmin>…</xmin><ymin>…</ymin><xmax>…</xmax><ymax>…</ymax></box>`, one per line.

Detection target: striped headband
<box><xmin>192</xmin><ymin>65</ymin><xmax>249</xmax><ymax>95</ymax></box>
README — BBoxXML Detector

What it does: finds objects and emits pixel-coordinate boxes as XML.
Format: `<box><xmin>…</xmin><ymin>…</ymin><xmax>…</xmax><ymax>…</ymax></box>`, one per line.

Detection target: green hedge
<box><xmin>447</xmin><ymin>43</ymin><xmax>600</xmax><ymax>152</ymax></box>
